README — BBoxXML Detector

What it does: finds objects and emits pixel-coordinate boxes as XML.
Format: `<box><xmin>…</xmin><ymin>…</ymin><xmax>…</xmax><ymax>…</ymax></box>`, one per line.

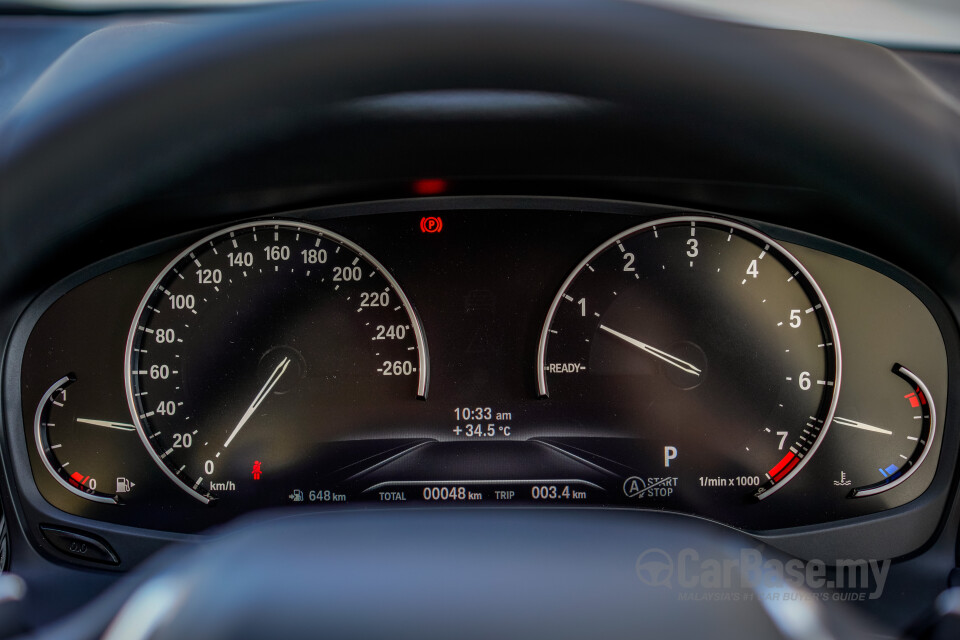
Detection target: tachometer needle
<box><xmin>223</xmin><ymin>356</ymin><xmax>291</xmax><ymax>448</ymax></box>
<box><xmin>75</xmin><ymin>418</ymin><xmax>136</xmax><ymax>432</ymax></box>
<box><xmin>598</xmin><ymin>325</ymin><xmax>701</xmax><ymax>376</ymax></box>
<box><xmin>832</xmin><ymin>416</ymin><xmax>893</xmax><ymax>435</ymax></box>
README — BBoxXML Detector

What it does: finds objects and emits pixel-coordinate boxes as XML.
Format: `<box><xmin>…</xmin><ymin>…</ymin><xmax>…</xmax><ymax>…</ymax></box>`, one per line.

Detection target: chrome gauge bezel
<box><xmin>536</xmin><ymin>215</ymin><xmax>843</xmax><ymax>500</ymax></box>
<box><xmin>850</xmin><ymin>364</ymin><xmax>936</xmax><ymax>498</ymax></box>
<box><xmin>34</xmin><ymin>376</ymin><xmax>119</xmax><ymax>505</ymax></box>
<box><xmin>123</xmin><ymin>219</ymin><xmax>430</xmax><ymax>504</ymax></box>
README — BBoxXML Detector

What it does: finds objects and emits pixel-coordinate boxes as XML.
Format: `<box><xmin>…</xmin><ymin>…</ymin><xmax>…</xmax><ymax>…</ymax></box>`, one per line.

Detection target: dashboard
<box><xmin>6</xmin><ymin>198</ymin><xmax>955</xmax><ymax>558</ymax></box>
<box><xmin>2</xmin><ymin>1</ymin><xmax>960</xmax><ymax>637</ymax></box>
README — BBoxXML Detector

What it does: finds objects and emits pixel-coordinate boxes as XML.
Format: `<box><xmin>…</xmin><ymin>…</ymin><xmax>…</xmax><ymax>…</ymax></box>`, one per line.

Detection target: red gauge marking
<box><xmin>69</xmin><ymin>471</ymin><xmax>90</xmax><ymax>488</ymax></box>
<box><xmin>768</xmin><ymin>451</ymin><xmax>798</xmax><ymax>483</ymax></box>
<box><xmin>905</xmin><ymin>389</ymin><xmax>927</xmax><ymax>408</ymax></box>
<box><xmin>775</xmin><ymin>457</ymin><xmax>800</xmax><ymax>482</ymax></box>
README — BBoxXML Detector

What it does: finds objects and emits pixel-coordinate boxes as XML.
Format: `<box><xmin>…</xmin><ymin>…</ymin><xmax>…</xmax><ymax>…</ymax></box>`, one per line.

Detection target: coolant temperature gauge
<box><xmin>828</xmin><ymin>364</ymin><xmax>935</xmax><ymax>497</ymax></box>
<box><xmin>35</xmin><ymin>376</ymin><xmax>139</xmax><ymax>504</ymax></box>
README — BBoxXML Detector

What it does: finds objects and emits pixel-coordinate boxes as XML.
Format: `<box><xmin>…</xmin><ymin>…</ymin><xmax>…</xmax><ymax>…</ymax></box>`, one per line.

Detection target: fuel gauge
<box><xmin>35</xmin><ymin>376</ymin><xmax>140</xmax><ymax>504</ymax></box>
<box><xmin>828</xmin><ymin>364</ymin><xmax>935</xmax><ymax>498</ymax></box>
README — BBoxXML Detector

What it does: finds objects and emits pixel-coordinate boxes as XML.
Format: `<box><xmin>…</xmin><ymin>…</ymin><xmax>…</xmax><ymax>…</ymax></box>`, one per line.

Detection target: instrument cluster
<box><xmin>11</xmin><ymin>200</ymin><xmax>950</xmax><ymax>544</ymax></box>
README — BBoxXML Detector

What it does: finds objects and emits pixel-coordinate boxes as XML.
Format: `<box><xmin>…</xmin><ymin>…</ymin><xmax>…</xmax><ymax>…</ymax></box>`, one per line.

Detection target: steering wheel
<box><xmin>85</xmin><ymin>510</ymin><xmax>876</xmax><ymax>640</ymax></box>
<box><xmin>3</xmin><ymin>1</ymin><xmax>958</xmax><ymax>638</ymax></box>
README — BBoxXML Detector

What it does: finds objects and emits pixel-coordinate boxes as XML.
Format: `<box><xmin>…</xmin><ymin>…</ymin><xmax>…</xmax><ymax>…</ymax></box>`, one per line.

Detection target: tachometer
<box><xmin>125</xmin><ymin>220</ymin><xmax>428</xmax><ymax>503</ymax></box>
<box><xmin>538</xmin><ymin>216</ymin><xmax>840</xmax><ymax>499</ymax></box>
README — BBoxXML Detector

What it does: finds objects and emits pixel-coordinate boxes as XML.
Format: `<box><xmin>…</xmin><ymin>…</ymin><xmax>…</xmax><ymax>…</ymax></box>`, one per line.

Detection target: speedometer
<box><xmin>538</xmin><ymin>216</ymin><xmax>840</xmax><ymax>500</ymax></box>
<box><xmin>125</xmin><ymin>220</ymin><xmax>428</xmax><ymax>504</ymax></box>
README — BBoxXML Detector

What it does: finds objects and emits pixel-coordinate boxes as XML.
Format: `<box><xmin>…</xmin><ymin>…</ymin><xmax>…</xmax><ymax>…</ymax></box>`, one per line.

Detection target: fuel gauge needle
<box><xmin>75</xmin><ymin>418</ymin><xmax>136</xmax><ymax>432</ymax></box>
<box><xmin>832</xmin><ymin>416</ymin><xmax>893</xmax><ymax>435</ymax></box>
<box><xmin>223</xmin><ymin>356</ymin><xmax>291</xmax><ymax>448</ymax></box>
<box><xmin>598</xmin><ymin>324</ymin><xmax>701</xmax><ymax>376</ymax></box>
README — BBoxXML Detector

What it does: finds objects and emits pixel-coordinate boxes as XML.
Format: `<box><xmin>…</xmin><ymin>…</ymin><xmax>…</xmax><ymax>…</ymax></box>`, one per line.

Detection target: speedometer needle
<box><xmin>223</xmin><ymin>356</ymin><xmax>291</xmax><ymax>448</ymax></box>
<box><xmin>598</xmin><ymin>325</ymin><xmax>701</xmax><ymax>376</ymax></box>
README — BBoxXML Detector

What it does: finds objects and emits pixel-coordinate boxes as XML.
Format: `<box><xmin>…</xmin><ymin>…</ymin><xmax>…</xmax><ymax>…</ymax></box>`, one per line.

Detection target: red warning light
<box><xmin>412</xmin><ymin>178</ymin><xmax>447</xmax><ymax>196</ymax></box>
<box><xmin>420</xmin><ymin>216</ymin><xmax>443</xmax><ymax>233</ymax></box>
<box><xmin>252</xmin><ymin>460</ymin><xmax>262</xmax><ymax>480</ymax></box>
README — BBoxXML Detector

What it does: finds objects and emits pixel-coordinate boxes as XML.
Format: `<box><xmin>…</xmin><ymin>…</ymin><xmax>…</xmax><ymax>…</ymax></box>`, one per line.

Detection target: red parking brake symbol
<box><xmin>420</xmin><ymin>216</ymin><xmax>443</xmax><ymax>233</ymax></box>
<box><xmin>252</xmin><ymin>461</ymin><xmax>262</xmax><ymax>480</ymax></box>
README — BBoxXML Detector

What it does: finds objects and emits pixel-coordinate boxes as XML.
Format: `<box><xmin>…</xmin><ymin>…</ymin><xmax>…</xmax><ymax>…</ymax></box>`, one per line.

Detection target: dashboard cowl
<box><xmin>0</xmin><ymin>0</ymin><xmax>958</xmax><ymax>302</ymax></box>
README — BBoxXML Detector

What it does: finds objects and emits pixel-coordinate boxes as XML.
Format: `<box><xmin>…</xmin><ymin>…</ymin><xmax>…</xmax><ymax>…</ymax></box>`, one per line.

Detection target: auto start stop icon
<box><xmin>623</xmin><ymin>476</ymin><xmax>678</xmax><ymax>499</ymax></box>
<box><xmin>420</xmin><ymin>216</ymin><xmax>443</xmax><ymax>233</ymax></box>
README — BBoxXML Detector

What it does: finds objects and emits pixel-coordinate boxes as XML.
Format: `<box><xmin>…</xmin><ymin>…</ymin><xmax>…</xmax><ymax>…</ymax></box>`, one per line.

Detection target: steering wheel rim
<box><xmin>0</xmin><ymin>2</ymin><xmax>957</xmax><ymax>637</ymax></box>
<box><xmin>88</xmin><ymin>509</ymin><xmax>879</xmax><ymax>640</ymax></box>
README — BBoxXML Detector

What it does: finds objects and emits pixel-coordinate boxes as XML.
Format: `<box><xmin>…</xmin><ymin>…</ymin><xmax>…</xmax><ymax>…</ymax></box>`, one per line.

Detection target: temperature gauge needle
<box><xmin>832</xmin><ymin>416</ymin><xmax>893</xmax><ymax>435</ymax></box>
<box><xmin>75</xmin><ymin>418</ymin><xmax>136</xmax><ymax>432</ymax></box>
<box><xmin>223</xmin><ymin>357</ymin><xmax>291</xmax><ymax>448</ymax></box>
<box><xmin>599</xmin><ymin>325</ymin><xmax>701</xmax><ymax>376</ymax></box>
